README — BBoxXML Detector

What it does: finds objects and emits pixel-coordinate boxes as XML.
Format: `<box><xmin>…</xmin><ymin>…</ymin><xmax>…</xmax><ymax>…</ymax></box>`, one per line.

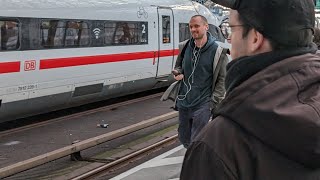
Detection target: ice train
<box><xmin>0</xmin><ymin>0</ymin><xmax>225</xmax><ymax>123</ymax></box>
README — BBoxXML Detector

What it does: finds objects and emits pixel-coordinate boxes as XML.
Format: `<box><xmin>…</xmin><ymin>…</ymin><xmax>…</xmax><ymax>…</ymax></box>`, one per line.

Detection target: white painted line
<box><xmin>144</xmin><ymin>156</ymin><xmax>184</xmax><ymax>168</ymax></box>
<box><xmin>3</xmin><ymin>141</ymin><xmax>21</xmax><ymax>146</ymax></box>
<box><xmin>110</xmin><ymin>145</ymin><xmax>184</xmax><ymax>180</ymax></box>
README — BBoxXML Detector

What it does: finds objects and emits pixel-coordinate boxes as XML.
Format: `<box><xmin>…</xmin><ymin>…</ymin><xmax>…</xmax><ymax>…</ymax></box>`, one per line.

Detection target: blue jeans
<box><xmin>178</xmin><ymin>102</ymin><xmax>211</xmax><ymax>148</ymax></box>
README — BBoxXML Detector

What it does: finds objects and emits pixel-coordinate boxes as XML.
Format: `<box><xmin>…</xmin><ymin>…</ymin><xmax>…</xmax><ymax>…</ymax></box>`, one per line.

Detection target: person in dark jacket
<box><xmin>173</xmin><ymin>15</ymin><xmax>227</xmax><ymax>148</ymax></box>
<box><xmin>313</xmin><ymin>27</ymin><xmax>320</xmax><ymax>49</ymax></box>
<box><xmin>180</xmin><ymin>0</ymin><xmax>320</xmax><ymax>179</ymax></box>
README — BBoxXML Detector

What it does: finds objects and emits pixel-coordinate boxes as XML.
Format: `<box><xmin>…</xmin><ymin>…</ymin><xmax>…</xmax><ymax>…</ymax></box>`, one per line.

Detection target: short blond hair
<box><xmin>191</xmin><ymin>15</ymin><xmax>208</xmax><ymax>25</ymax></box>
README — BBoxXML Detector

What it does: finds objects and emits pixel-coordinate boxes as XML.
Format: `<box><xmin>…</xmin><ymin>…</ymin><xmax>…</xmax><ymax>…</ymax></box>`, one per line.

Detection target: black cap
<box><xmin>212</xmin><ymin>0</ymin><xmax>315</xmax><ymax>46</ymax></box>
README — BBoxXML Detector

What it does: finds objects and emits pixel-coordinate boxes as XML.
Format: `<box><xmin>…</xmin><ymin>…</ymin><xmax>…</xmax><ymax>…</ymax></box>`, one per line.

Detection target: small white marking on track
<box><xmin>3</xmin><ymin>141</ymin><xmax>21</xmax><ymax>146</ymax></box>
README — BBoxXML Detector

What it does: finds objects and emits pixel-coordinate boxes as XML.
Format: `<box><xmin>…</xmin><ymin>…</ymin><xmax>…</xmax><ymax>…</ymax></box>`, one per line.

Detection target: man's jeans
<box><xmin>178</xmin><ymin>102</ymin><xmax>211</xmax><ymax>148</ymax></box>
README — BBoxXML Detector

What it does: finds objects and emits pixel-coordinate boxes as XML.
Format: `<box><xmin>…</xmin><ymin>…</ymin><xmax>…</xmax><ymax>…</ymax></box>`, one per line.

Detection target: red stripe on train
<box><xmin>159</xmin><ymin>49</ymin><xmax>180</xmax><ymax>56</ymax></box>
<box><xmin>40</xmin><ymin>49</ymin><xmax>180</xmax><ymax>70</ymax></box>
<box><xmin>0</xmin><ymin>61</ymin><xmax>20</xmax><ymax>74</ymax></box>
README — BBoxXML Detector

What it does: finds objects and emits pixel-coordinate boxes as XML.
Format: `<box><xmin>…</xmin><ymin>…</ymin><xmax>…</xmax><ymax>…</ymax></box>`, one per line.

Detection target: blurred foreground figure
<box><xmin>180</xmin><ymin>0</ymin><xmax>320</xmax><ymax>179</ymax></box>
<box><xmin>313</xmin><ymin>27</ymin><xmax>320</xmax><ymax>49</ymax></box>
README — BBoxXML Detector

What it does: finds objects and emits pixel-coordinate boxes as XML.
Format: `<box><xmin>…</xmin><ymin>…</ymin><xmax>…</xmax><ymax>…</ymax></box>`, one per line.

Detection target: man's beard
<box><xmin>192</xmin><ymin>33</ymin><xmax>204</xmax><ymax>40</ymax></box>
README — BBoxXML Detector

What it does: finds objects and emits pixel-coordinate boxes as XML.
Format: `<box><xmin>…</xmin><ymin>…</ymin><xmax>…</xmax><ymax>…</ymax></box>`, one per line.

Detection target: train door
<box><xmin>156</xmin><ymin>7</ymin><xmax>174</xmax><ymax>78</ymax></box>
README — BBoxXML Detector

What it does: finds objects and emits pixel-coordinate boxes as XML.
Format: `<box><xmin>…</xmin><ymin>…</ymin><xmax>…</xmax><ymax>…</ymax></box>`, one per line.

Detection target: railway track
<box><xmin>0</xmin><ymin>109</ymin><xmax>178</xmax><ymax>179</ymax></box>
<box><xmin>0</xmin><ymin>92</ymin><xmax>164</xmax><ymax>138</ymax></box>
<box><xmin>72</xmin><ymin>134</ymin><xmax>178</xmax><ymax>180</ymax></box>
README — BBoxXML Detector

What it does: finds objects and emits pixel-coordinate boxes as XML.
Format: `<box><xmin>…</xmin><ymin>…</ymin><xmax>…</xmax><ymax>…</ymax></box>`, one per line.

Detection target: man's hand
<box><xmin>174</xmin><ymin>74</ymin><xmax>184</xmax><ymax>81</ymax></box>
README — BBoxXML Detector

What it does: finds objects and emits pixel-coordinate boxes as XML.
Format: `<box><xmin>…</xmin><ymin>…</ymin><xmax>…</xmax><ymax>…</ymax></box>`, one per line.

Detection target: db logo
<box><xmin>24</xmin><ymin>60</ymin><xmax>36</xmax><ymax>71</ymax></box>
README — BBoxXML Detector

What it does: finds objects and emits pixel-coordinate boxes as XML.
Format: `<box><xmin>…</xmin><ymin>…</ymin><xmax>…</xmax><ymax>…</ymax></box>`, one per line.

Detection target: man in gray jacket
<box><xmin>173</xmin><ymin>15</ymin><xmax>227</xmax><ymax>148</ymax></box>
<box><xmin>180</xmin><ymin>0</ymin><xmax>320</xmax><ymax>179</ymax></box>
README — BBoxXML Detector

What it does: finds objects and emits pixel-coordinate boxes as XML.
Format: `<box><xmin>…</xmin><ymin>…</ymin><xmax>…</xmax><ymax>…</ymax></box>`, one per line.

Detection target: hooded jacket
<box><xmin>176</xmin><ymin>33</ymin><xmax>226</xmax><ymax>109</ymax></box>
<box><xmin>180</xmin><ymin>47</ymin><xmax>320</xmax><ymax>180</ymax></box>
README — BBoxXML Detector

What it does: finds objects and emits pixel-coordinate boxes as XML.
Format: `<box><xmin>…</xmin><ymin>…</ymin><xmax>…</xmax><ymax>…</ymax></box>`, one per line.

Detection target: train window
<box><xmin>179</xmin><ymin>23</ymin><xmax>191</xmax><ymax>42</ymax></box>
<box><xmin>41</xmin><ymin>20</ymin><xmax>90</xmax><ymax>48</ymax></box>
<box><xmin>41</xmin><ymin>20</ymin><xmax>66</xmax><ymax>47</ymax></box>
<box><xmin>208</xmin><ymin>24</ymin><xmax>225</xmax><ymax>42</ymax></box>
<box><xmin>104</xmin><ymin>21</ymin><xmax>148</xmax><ymax>45</ymax></box>
<box><xmin>0</xmin><ymin>20</ymin><xmax>20</xmax><ymax>51</ymax></box>
<box><xmin>104</xmin><ymin>21</ymin><xmax>116</xmax><ymax>45</ymax></box>
<box><xmin>162</xmin><ymin>16</ymin><xmax>171</xmax><ymax>43</ymax></box>
<box><xmin>65</xmin><ymin>21</ymin><xmax>90</xmax><ymax>47</ymax></box>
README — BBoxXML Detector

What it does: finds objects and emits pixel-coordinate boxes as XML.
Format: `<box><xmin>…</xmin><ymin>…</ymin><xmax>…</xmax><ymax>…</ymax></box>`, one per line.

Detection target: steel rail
<box><xmin>72</xmin><ymin>134</ymin><xmax>178</xmax><ymax>180</ymax></box>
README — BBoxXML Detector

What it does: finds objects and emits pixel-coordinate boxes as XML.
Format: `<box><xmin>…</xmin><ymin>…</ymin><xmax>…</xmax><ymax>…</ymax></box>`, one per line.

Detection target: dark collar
<box><xmin>225</xmin><ymin>44</ymin><xmax>317</xmax><ymax>94</ymax></box>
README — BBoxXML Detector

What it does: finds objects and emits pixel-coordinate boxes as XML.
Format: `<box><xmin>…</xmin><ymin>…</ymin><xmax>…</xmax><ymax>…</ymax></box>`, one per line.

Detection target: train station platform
<box><xmin>111</xmin><ymin>145</ymin><xmax>186</xmax><ymax>180</ymax></box>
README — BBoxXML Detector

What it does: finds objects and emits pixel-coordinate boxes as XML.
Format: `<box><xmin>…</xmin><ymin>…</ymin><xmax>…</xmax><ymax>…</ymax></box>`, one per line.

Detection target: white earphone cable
<box><xmin>177</xmin><ymin>38</ymin><xmax>204</xmax><ymax>101</ymax></box>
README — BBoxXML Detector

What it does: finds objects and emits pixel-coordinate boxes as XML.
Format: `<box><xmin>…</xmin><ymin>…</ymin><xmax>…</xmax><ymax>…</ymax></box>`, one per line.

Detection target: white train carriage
<box><xmin>0</xmin><ymin>0</ymin><xmax>225</xmax><ymax>123</ymax></box>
